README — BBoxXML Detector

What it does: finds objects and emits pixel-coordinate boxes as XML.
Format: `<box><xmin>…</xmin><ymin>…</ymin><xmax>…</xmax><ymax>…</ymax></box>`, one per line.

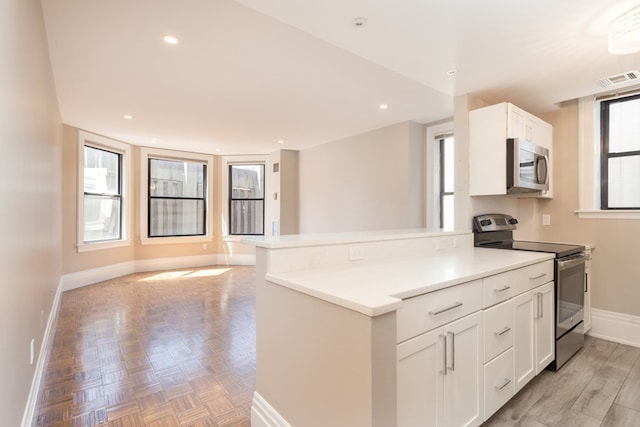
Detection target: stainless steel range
<box><xmin>473</xmin><ymin>213</ymin><xmax>586</xmax><ymax>370</ymax></box>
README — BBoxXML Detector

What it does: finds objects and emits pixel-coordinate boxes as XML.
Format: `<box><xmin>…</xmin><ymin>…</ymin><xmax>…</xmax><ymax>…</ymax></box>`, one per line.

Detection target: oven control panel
<box><xmin>473</xmin><ymin>213</ymin><xmax>518</xmax><ymax>232</ymax></box>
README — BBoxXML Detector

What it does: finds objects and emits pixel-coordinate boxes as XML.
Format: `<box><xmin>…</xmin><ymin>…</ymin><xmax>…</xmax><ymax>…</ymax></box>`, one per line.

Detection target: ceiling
<box><xmin>41</xmin><ymin>0</ymin><xmax>640</xmax><ymax>155</ymax></box>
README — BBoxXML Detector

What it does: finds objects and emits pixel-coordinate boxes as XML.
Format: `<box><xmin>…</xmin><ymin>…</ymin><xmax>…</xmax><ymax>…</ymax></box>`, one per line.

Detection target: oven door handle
<box><xmin>557</xmin><ymin>253</ymin><xmax>587</xmax><ymax>270</ymax></box>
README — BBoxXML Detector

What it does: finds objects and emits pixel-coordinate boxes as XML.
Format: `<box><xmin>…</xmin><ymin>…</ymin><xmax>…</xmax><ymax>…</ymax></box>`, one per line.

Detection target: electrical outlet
<box><xmin>435</xmin><ymin>239</ymin><xmax>445</xmax><ymax>251</ymax></box>
<box><xmin>542</xmin><ymin>214</ymin><xmax>551</xmax><ymax>226</ymax></box>
<box><xmin>202</xmin><ymin>243</ymin><xmax>207</xmax><ymax>250</ymax></box>
<box><xmin>348</xmin><ymin>245</ymin><xmax>364</xmax><ymax>261</ymax></box>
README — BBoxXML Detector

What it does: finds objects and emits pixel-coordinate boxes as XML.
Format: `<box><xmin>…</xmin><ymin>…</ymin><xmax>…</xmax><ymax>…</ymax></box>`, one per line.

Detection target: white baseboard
<box><xmin>21</xmin><ymin>278</ymin><xmax>64</xmax><ymax>427</ymax></box>
<box><xmin>61</xmin><ymin>261</ymin><xmax>136</xmax><ymax>291</ymax></box>
<box><xmin>251</xmin><ymin>392</ymin><xmax>291</xmax><ymax>427</ymax></box>
<box><xmin>589</xmin><ymin>308</ymin><xmax>640</xmax><ymax>348</ymax></box>
<box><xmin>60</xmin><ymin>253</ymin><xmax>257</xmax><ymax>291</ymax></box>
<box><xmin>135</xmin><ymin>254</ymin><xmax>218</xmax><ymax>273</ymax></box>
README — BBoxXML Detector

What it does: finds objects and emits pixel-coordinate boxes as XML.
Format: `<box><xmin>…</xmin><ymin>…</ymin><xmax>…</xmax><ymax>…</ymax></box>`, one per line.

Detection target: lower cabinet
<box><xmin>513</xmin><ymin>281</ymin><xmax>554</xmax><ymax>392</ymax></box>
<box><xmin>397</xmin><ymin>261</ymin><xmax>555</xmax><ymax>426</ymax></box>
<box><xmin>397</xmin><ymin>311</ymin><xmax>483</xmax><ymax>427</ymax></box>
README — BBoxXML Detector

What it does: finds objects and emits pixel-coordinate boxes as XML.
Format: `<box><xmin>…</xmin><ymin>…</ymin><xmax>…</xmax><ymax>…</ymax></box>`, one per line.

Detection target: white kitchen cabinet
<box><xmin>469</xmin><ymin>102</ymin><xmax>553</xmax><ymax>197</ymax></box>
<box><xmin>513</xmin><ymin>281</ymin><xmax>554</xmax><ymax>392</ymax></box>
<box><xmin>397</xmin><ymin>311</ymin><xmax>484</xmax><ymax>427</ymax></box>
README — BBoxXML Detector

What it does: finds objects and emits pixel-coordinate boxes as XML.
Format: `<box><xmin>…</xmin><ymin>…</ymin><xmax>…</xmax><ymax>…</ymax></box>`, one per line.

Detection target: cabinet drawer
<box><xmin>482</xmin><ymin>271</ymin><xmax>513</xmax><ymax>308</ymax></box>
<box><xmin>397</xmin><ymin>280</ymin><xmax>482</xmax><ymax>343</ymax></box>
<box><xmin>484</xmin><ymin>348</ymin><xmax>514</xmax><ymax>421</ymax></box>
<box><xmin>514</xmin><ymin>261</ymin><xmax>553</xmax><ymax>294</ymax></box>
<box><xmin>483</xmin><ymin>299</ymin><xmax>513</xmax><ymax>363</ymax></box>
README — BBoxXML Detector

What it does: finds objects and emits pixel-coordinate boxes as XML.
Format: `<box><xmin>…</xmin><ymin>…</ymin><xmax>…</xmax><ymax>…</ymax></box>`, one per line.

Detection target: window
<box><xmin>438</xmin><ymin>134</ymin><xmax>455</xmax><ymax>230</ymax></box>
<box><xmin>148</xmin><ymin>158</ymin><xmax>207</xmax><ymax>237</ymax></box>
<box><xmin>600</xmin><ymin>94</ymin><xmax>640</xmax><ymax>209</ymax></box>
<box><xmin>77</xmin><ymin>131</ymin><xmax>131</xmax><ymax>251</ymax></box>
<box><xmin>140</xmin><ymin>147</ymin><xmax>213</xmax><ymax>244</ymax></box>
<box><xmin>83</xmin><ymin>146</ymin><xmax>122</xmax><ymax>242</ymax></box>
<box><xmin>426</xmin><ymin>122</ymin><xmax>455</xmax><ymax>230</ymax></box>
<box><xmin>229</xmin><ymin>164</ymin><xmax>265</xmax><ymax>235</ymax></box>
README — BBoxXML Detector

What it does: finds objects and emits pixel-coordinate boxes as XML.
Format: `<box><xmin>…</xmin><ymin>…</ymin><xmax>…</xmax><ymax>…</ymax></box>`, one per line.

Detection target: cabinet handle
<box><xmin>529</xmin><ymin>273</ymin><xmax>547</xmax><ymax>280</ymax></box>
<box><xmin>448</xmin><ymin>331</ymin><xmax>455</xmax><ymax>371</ymax></box>
<box><xmin>494</xmin><ymin>285</ymin><xmax>511</xmax><ymax>293</ymax></box>
<box><xmin>495</xmin><ymin>378</ymin><xmax>511</xmax><ymax>391</ymax></box>
<box><xmin>441</xmin><ymin>334</ymin><xmax>447</xmax><ymax>375</ymax></box>
<box><xmin>429</xmin><ymin>302</ymin><xmax>463</xmax><ymax>316</ymax></box>
<box><xmin>585</xmin><ymin>272</ymin><xmax>588</xmax><ymax>293</ymax></box>
<box><xmin>539</xmin><ymin>292</ymin><xmax>543</xmax><ymax>318</ymax></box>
<box><xmin>495</xmin><ymin>326</ymin><xmax>511</xmax><ymax>336</ymax></box>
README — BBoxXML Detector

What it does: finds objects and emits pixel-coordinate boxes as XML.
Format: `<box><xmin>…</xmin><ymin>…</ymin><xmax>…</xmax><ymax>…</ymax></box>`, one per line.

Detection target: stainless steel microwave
<box><xmin>506</xmin><ymin>138</ymin><xmax>549</xmax><ymax>194</ymax></box>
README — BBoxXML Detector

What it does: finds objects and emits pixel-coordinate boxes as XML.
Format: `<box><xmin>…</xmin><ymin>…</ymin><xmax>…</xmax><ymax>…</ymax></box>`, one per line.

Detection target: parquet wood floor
<box><xmin>33</xmin><ymin>266</ymin><xmax>256</xmax><ymax>427</ymax></box>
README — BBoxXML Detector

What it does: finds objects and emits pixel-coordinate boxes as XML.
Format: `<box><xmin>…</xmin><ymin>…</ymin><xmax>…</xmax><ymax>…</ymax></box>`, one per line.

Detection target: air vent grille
<box><xmin>599</xmin><ymin>70</ymin><xmax>640</xmax><ymax>87</ymax></box>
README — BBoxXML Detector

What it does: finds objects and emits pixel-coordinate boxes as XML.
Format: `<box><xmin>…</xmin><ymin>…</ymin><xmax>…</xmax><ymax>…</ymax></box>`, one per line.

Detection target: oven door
<box><xmin>555</xmin><ymin>253</ymin><xmax>586</xmax><ymax>338</ymax></box>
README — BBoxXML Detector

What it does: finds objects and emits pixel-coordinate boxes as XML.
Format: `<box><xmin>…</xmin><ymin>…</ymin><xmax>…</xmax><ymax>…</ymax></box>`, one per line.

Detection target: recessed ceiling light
<box><xmin>163</xmin><ymin>35</ymin><xmax>179</xmax><ymax>45</ymax></box>
<box><xmin>277</xmin><ymin>140</ymin><xmax>284</xmax><ymax>144</ymax></box>
<box><xmin>446</xmin><ymin>69</ymin><xmax>457</xmax><ymax>76</ymax></box>
<box><xmin>215</xmin><ymin>148</ymin><xmax>221</xmax><ymax>152</ymax></box>
<box><xmin>123</xmin><ymin>114</ymin><xmax>133</xmax><ymax>120</ymax></box>
<box><xmin>352</xmin><ymin>17</ymin><xmax>367</xmax><ymax>28</ymax></box>
<box><xmin>379</xmin><ymin>103</ymin><xmax>388</xmax><ymax>110</ymax></box>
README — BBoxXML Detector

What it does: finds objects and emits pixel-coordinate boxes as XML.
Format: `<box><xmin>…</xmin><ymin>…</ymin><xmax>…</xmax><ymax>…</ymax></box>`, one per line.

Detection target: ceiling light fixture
<box><xmin>277</xmin><ymin>140</ymin><xmax>284</xmax><ymax>144</ymax></box>
<box><xmin>446</xmin><ymin>69</ymin><xmax>458</xmax><ymax>76</ymax></box>
<box><xmin>123</xmin><ymin>114</ymin><xmax>133</xmax><ymax>120</ymax></box>
<box><xmin>609</xmin><ymin>6</ymin><xmax>640</xmax><ymax>54</ymax></box>
<box><xmin>379</xmin><ymin>104</ymin><xmax>388</xmax><ymax>110</ymax></box>
<box><xmin>163</xmin><ymin>35</ymin><xmax>179</xmax><ymax>45</ymax></box>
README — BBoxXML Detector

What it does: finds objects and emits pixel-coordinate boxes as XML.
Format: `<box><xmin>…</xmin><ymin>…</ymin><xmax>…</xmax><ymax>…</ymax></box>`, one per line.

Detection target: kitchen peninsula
<box><xmin>244</xmin><ymin>230</ymin><xmax>555</xmax><ymax>427</ymax></box>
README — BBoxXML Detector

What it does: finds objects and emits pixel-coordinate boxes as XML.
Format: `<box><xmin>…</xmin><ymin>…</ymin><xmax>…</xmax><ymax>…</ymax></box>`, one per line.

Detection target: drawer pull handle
<box><xmin>529</xmin><ymin>273</ymin><xmax>547</xmax><ymax>280</ymax></box>
<box><xmin>429</xmin><ymin>302</ymin><xmax>463</xmax><ymax>316</ymax></box>
<box><xmin>495</xmin><ymin>378</ymin><xmax>511</xmax><ymax>391</ymax></box>
<box><xmin>494</xmin><ymin>285</ymin><xmax>511</xmax><ymax>293</ymax></box>
<box><xmin>447</xmin><ymin>331</ymin><xmax>456</xmax><ymax>371</ymax></box>
<box><xmin>495</xmin><ymin>326</ymin><xmax>511</xmax><ymax>336</ymax></box>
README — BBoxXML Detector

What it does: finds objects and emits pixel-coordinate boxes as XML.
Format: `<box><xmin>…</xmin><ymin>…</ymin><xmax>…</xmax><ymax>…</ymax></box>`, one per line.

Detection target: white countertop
<box><xmin>266</xmin><ymin>247</ymin><xmax>554</xmax><ymax>317</ymax></box>
<box><xmin>243</xmin><ymin>228</ymin><xmax>471</xmax><ymax>249</ymax></box>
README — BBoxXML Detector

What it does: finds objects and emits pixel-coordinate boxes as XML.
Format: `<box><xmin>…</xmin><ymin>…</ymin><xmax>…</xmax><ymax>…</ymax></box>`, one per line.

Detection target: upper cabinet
<box><xmin>469</xmin><ymin>102</ymin><xmax>553</xmax><ymax>198</ymax></box>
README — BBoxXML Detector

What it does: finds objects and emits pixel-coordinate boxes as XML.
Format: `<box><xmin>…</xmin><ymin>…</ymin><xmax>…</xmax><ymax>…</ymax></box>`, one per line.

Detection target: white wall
<box><xmin>0</xmin><ymin>0</ymin><xmax>63</xmax><ymax>425</ymax></box>
<box><xmin>298</xmin><ymin>121</ymin><xmax>424</xmax><ymax>233</ymax></box>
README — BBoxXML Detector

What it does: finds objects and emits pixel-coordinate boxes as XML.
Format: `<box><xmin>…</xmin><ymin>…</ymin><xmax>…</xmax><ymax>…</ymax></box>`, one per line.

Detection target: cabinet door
<box><xmin>513</xmin><ymin>289</ymin><xmax>535</xmax><ymax>392</ymax></box>
<box><xmin>535</xmin><ymin>282</ymin><xmax>555</xmax><ymax>373</ymax></box>
<box><xmin>397</xmin><ymin>328</ymin><xmax>443</xmax><ymax>427</ymax></box>
<box><xmin>444</xmin><ymin>311</ymin><xmax>484</xmax><ymax>427</ymax></box>
<box><xmin>507</xmin><ymin>104</ymin><xmax>528</xmax><ymax>139</ymax></box>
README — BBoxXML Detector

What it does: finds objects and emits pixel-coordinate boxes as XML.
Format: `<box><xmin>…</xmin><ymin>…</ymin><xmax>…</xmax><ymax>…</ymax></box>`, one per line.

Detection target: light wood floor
<box><xmin>483</xmin><ymin>335</ymin><xmax>640</xmax><ymax>426</ymax></box>
<box><xmin>34</xmin><ymin>266</ymin><xmax>256</xmax><ymax>426</ymax></box>
<box><xmin>34</xmin><ymin>265</ymin><xmax>640</xmax><ymax>426</ymax></box>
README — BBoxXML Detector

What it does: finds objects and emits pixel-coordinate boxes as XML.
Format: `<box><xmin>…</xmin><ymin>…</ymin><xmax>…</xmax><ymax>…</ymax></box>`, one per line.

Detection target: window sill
<box><xmin>140</xmin><ymin>235</ymin><xmax>212</xmax><ymax>245</ymax></box>
<box><xmin>575</xmin><ymin>210</ymin><xmax>640</xmax><ymax>219</ymax></box>
<box><xmin>77</xmin><ymin>239</ymin><xmax>131</xmax><ymax>252</ymax></box>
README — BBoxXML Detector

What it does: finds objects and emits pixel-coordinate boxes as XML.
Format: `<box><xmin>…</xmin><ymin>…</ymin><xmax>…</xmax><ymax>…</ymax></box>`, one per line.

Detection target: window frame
<box><xmin>148</xmin><ymin>157</ymin><xmax>208</xmax><ymax>238</ymax></box>
<box><xmin>221</xmin><ymin>155</ymin><xmax>269</xmax><ymax>241</ymax></box>
<box><xmin>77</xmin><ymin>131</ymin><xmax>132</xmax><ymax>252</ymax></box>
<box><xmin>599</xmin><ymin>94</ymin><xmax>640</xmax><ymax>210</ymax></box>
<box><xmin>577</xmin><ymin>93</ymin><xmax>640</xmax><ymax>219</ymax></box>
<box><xmin>140</xmin><ymin>147</ymin><xmax>214</xmax><ymax>245</ymax></box>
<box><xmin>425</xmin><ymin>122</ymin><xmax>455</xmax><ymax>230</ymax></box>
<box><xmin>228</xmin><ymin>163</ymin><xmax>266</xmax><ymax>236</ymax></box>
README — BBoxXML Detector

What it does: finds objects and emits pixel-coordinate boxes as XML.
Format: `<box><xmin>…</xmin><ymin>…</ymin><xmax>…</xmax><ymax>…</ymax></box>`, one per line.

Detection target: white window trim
<box><xmin>77</xmin><ymin>131</ymin><xmax>132</xmax><ymax>252</ymax></box>
<box><xmin>221</xmin><ymin>155</ymin><xmax>270</xmax><ymax>242</ymax></box>
<box><xmin>425</xmin><ymin>121</ymin><xmax>454</xmax><ymax>229</ymax></box>
<box><xmin>140</xmin><ymin>147</ymin><xmax>214</xmax><ymax>245</ymax></box>
<box><xmin>576</xmin><ymin>96</ymin><xmax>640</xmax><ymax>219</ymax></box>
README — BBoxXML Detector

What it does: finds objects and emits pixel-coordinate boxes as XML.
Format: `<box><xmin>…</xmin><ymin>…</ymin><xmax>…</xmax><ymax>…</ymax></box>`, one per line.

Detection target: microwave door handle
<box><xmin>536</xmin><ymin>155</ymin><xmax>549</xmax><ymax>185</ymax></box>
